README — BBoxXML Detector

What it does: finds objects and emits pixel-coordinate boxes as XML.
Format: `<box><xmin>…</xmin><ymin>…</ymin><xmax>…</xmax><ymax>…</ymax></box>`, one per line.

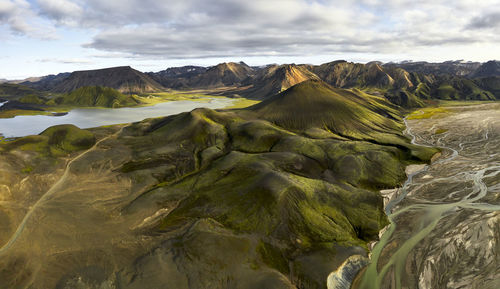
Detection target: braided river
<box><xmin>355</xmin><ymin>103</ymin><xmax>500</xmax><ymax>289</ymax></box>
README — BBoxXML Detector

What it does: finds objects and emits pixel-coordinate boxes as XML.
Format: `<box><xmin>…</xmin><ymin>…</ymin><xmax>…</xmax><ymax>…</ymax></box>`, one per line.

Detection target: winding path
<box><xmin>0</xmin><ymin>127</ymin><xmax>123</xmax><ymax>255</ymax></box>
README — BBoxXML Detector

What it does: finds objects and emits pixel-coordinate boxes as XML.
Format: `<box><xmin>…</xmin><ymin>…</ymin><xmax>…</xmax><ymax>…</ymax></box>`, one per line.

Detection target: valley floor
<box><xmin>354</xmin><ymin>103</ymin><xmax>500</xmax><ymax>289</ymax></box>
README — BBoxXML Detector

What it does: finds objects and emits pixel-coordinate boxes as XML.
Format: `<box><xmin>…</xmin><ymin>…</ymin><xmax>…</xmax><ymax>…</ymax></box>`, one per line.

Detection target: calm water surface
<box><xmin>0</xmin><ymin>98</ymin><xmax>234</xmax><ymax>138</ymax></box>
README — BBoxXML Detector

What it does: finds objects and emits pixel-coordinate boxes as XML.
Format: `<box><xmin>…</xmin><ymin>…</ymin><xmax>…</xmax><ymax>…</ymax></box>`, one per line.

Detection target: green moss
<box><xmin>435</xmin><ymin>79</ymin><xmax>495</xmax><ymax>101</ymax></box>
<box><xmin>0</xmin><ymin>83</ymin><xmax>44</xmax><ymax>98</ymax></box>
<box><xmin>257</xmin><ymin>241</ymin><xmax>289</xmax><ymax>274</ymax></box>
<box><xmin>0</xmin><ymin>109</ymin><xmax>52</xmax><ymax>119</ymax></box>
<box><xmin>437</xmin><ymin>84</ymin><xmax>456</xmax><ymax>99</ymax></box>
<box><xmin>41</xmin><ymin>124</ymin><xmax>96</xmax><ymax>153</ymax></box>
<box><xmin>414</xmin><ymin>83</ymin><xmax>431</xmax><ymax>99</ymax></box>
<box><xmin>59</xmin><ymin>86</ymin><xmax>138</xmax><ymax>107</ymax></box>
<box><xmin>224</xmin><ymin>98</ymin><xmax>261</xmax><ymax>109</ymax></box>
<box><xmin>120</xmin><ymin>158</ymin><xmax>176</xmax><ymax>173</ymax></box>
<box><xmin>246</xmin><ymin>80</ymin><xmax>404</xmax><ymax>142</ymax></box>
<box><xmin>19</xmin><ymin>94</ymin><xmax>46</xmax><ymax>104</ymax></box>
<box><xmin>230</xmin><ymin>120</ymin><xmax>293</xmax><ymax>153</ymax></box>
<box><xmin>21</xmin><ymin>165</ymin><xmax>33</xmax><ymax>174</ymax></box>
<box><xmin>407</xmin><ymin>107</ymin><xmax>449</xmax><ymax>120</ymax></box>
<box><xmin>6</xmin><ymin>135</ymin><xmax>49</xmax><ymax>154</ymax></box>
<box><xmin>408</xmin><ymin>145</ymin><xmax>440</xmax><ymax>162</ymax></box>
<box><xmin>110</xmin><ymin>87</ymin><xmax>442</xmax><ymax>285</ymax></box>
<box><xmin>3</xmin><ymin>125</ymin><xmax>95</xmax><ymax>158</ymax></box>
<box><xmin>435</xmin><ymin>128</ymin><xmax>448</xmax><ymax>134</ymax></box>
<box><xmin>148</xmin><ymin>105</ymin><xmax>431</xmax><ymax>249</ymax></box>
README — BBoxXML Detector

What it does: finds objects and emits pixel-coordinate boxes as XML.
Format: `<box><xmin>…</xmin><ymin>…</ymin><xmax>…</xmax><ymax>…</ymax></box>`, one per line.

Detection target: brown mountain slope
<box><xmin>188</xmin><ymin>62</ymin><xmax>255</xmax><ymax>88</ymax></box>
<box><xmin>310</xmin><ymin>61</ymin><xmax>404</xmax><ymax>89</ymax></box>
<box><xmin>51</xmin><ymin>66</ymin><xmax>165</xmax><ymax>94</ymax></box>
<box><xmin>241</xmin><ymin>64</ymin><xmax>320</xmax><ymax>98</ymax></box>
<box><xmin>310</xmin><ymin>61</ymin><xmax>427</xmax><ymax>107</ymax></box>
<box><xmin>147</xmin><ymin>66</ymin><xmax>208</xmax><ymax>89</ymax></box>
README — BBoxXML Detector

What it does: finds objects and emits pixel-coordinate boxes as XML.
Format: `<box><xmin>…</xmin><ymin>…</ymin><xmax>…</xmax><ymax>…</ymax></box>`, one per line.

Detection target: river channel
<box><xmin>355</xmin><ymin>103</ymin><xmax>500</xmax><ymax>289</ymax></box>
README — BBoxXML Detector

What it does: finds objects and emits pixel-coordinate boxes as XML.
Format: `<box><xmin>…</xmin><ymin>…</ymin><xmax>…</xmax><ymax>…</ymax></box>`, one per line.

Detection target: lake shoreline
<box><xmin>0</xmin><ymin>97</ymin><xmax>237</xmax><ymax>138</ymax></box>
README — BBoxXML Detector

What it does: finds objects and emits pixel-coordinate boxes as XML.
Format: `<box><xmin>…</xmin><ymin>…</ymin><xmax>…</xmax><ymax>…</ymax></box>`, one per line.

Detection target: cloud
<box><xmin>0</xmin><ymin>0</ymin><xmax>32</xmax><ymax>34</ymax></box>
<box><xmin>0</xmin><ymin>0</ymin><xmax>56</xmax><ymax>38</ymax></box>
<box><xmin>37</xmin><ymin>0</ymin><xmax>82</xmax><ymax>25</ymax></box>
<box><xmin>37</xmin><ymin>57</ymin><xmax>93</xmax><ymax>64</ymax></box>
<box><xmin>79</xmin><ymin>0</ymin><xmax>385</xmax><ymax>58</ymax></box>
<box><xmin>3</xmin><ymin>0</ymin><xmax>500</xmax><ymax>61</ymax></box>
<box><xmin>467</xmin><ymin>11</ymin><xmax>500</xmax><ymax>30</ymax></box>
<box><xmin>80</xmin><ymin>0</ymin><xmax>498</xmax><ymax>59</ymax></box>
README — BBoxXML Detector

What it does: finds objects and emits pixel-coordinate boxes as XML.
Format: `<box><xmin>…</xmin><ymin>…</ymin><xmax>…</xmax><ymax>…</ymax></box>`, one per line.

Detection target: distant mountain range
<box><xmin>148</xmin><ymin>62</ymin><xmax>255</xmax><ymax>89</ymax></box>
<box><xmin>2</xmin><ymin>60</ymin><xmax>499</xmax><ymax>108</ymax></box>
<box><xmin>17</xmin><ymin>73</ymin><xmax>71</xmax><ymax>91</ymax></box>
<box><xmin>386</xmin><ymin>60</ymin><xmax>482</xmax><ymax>76</ymax></box>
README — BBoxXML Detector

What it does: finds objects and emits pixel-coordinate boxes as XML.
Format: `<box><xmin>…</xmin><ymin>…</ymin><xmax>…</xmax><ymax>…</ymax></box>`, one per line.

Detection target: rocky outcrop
<box><xmin>241</xmin><ymin>64</ymin><xmax>320</xmax><ymax>98</ymax></box>
<box><xmin>327</xmin><ymin>255</ymin><xmax>370</xmax><ymax>289</ymax></box>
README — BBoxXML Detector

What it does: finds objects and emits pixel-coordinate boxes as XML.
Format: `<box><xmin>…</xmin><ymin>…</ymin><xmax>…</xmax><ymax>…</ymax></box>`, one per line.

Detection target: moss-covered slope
<box><xmin>0</xmin><ymin>83</ymin><xmax>46</xmax><ymax>100</ymax></box>
<box><xmin>246</xmin><ymin>80</ymin><xmax>403</xmax><ymax>138</ymax></box>
<box><xmin>107</xmin><ymin>83</ymin><xmax>436</xmax><ymax>288</ymax></box>
<box><xmin>50</xmin><ymin>86</ymin><xmax>139</xmax><ymax>108</ymax></box>
<box><xmin>0</xmin><ymin>82</ymin><xmax>438</xmax><ymax>289</ymax></box>
<box><xmin>1</xmin><ymin>124</ymin><xmax>95</xmax><ymax>157</ymax></box>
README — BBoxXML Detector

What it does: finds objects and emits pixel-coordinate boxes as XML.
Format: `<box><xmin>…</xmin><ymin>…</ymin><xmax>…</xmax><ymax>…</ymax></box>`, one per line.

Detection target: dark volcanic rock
<box><xmin>51</xmin><ymin>66</ymin><xmax>164</xmax><ymax>94</ymax></box>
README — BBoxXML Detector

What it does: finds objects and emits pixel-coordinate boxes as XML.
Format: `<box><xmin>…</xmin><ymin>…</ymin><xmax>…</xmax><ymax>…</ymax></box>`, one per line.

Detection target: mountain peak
<box><xmin>469</xmin><ymin>60</ymin><xmax>500</xmax><ymax>78</ymax></box>
<box><xmin>247</xmin><ymin>79</ymin><xmax>402</xmax><ymax>139</ymax></box>
<box><xmin>52</xmin><ymin>66</ymin><xmax>164</xmax><ymax>94</ymax></box>
<box><xmin>240</xmin><ymin>64</ymin><xmax>320</xmax><ymax>98</ymax></box>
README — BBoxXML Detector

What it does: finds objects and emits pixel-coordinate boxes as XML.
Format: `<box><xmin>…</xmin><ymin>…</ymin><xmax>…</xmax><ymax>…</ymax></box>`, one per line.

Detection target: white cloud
<box><xmin>37</xmin><ymin>57</ymin><xmax>93</xmax><ymax>64</ymax></box>
<box><xmin>2</xmin><ymin>0</ymin><xmax>500</xmax><ymax>62</ymax></box>
<box><xmin>0</xmin><ymin>0</ymin><xmax>56</xmax><ymax>38</ymax></box>
<box><xmin>37</xmin><ymin>0</ymin><xmax>82</xmax><ymax>25</ymax></box>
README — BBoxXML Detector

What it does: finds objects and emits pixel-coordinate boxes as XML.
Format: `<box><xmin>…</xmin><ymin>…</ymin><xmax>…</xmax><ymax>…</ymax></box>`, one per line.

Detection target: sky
<box><xmin>0</xmin><ymin>0</ymin><xmax>499</xmax><ymax>79</ymax></box>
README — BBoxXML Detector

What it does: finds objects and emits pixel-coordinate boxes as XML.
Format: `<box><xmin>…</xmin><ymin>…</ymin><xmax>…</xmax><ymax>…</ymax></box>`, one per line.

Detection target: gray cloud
<box><xmin>4</xmin><ymin>0</ymin><xmax>500</xmax><ymax>60</ymax></box>
<box><xmin>467</xmin><ymin>11</ymin><xmax>500</xmax><ymax>30</ymax></box>
<box><xmin>77</xmin><ymin>0</ymin><xmax>499</xmax><ymax>59</ymax></box>
<box><xmin>37</xmin><ymin>0</ymin><xmax>82</xmax><ymax>25</ymax></box>
<box><xmin>0</xmin><ymin>0</ymin><xmax>56</xmax><ymax>38</ymax></box>
<box><xmin>0</xmin><ymin>0</ymin><xmax>33</xmax><ymax>34</ymax></box>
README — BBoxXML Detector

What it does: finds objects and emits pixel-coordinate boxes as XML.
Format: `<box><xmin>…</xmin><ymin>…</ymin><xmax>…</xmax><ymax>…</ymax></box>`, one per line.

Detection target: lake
<box><xmin>0</xmin><ymin>98</ymin><xmax>235</xmax><ymax>138</ymax></box>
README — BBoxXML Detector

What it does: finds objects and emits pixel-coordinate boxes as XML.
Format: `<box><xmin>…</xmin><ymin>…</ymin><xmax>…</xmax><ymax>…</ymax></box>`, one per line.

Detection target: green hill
<box><xmin>51</xmin><ymin>86</ymin><xmax>139</xmax><ymax>108</ymax></box>
<box><xmin>435</xmin><ymin>77</ymin><xmax>496</xmax><ymax>100</ymax></box>
<box><xmin>245</xmin><ymin>80</ymin><xmax>404</xmax><ymax>141</ymax></box>
<box><xmin>3</xmin><ymin>124</ymin><xmax>95</xmax><ymax>157</ymax></box>
<box><xmin>0</xmin><ymin>78</ymin><xmax>439</xmax><ymax>288</ymax></box>
<box><xmin>0</xmin><ymin>83</ymin><xmax>46</xmax><ymax>100</ymax></box>
<box><xmin>474</xmin><ymin>77</ymin><xmax>500</xmax><ymax>96</ymax></box>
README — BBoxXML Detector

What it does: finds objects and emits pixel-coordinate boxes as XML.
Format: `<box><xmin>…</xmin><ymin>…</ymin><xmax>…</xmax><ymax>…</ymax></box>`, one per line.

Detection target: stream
<box><xmin>355</xmin><ymin>104</ymin><xmax>500</xmax><ymax>289</ymax></box>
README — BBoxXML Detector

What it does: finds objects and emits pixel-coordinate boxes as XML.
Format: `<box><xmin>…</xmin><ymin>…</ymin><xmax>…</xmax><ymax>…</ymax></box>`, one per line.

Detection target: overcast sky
<box><xmin>0</xmin><ymin>0</ymin><xmax>499</xmax><ymax>79</ymax></box>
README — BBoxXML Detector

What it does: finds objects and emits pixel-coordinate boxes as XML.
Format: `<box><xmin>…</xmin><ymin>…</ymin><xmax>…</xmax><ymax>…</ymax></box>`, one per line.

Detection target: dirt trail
<box><xmin>0</xmin><ymin>127</ymin><xmax>123</xmax><ymax>255</ymax></box>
